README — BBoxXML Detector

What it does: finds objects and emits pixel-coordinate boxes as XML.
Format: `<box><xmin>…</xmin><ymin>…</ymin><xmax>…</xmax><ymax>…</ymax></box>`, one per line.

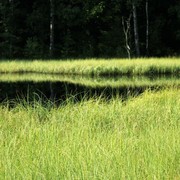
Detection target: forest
<box><xmin>0</xmin><ymin>0</ymin><xmax>180</xmax><ymax>59</ymax></box>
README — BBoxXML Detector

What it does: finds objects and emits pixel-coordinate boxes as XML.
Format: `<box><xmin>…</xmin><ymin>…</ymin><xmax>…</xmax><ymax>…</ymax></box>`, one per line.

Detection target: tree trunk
<box><xmin>132</xmin><ymin>2</ymin><xmax>140</xmax><ymax>57</ymax></box>
<box><xmin>146</xmin><ymin>0</ymin><xmax>149</xmax><ymax>56</ymax></box>
<box><xmin>122</xmin><ymin>15</ymin><xmax>132</xmax><ymax>59</ymax></box>
<box><xmin>49</xmin><ymin>0</ymin><xmax>54</xmax><ymax>58</ymax></box>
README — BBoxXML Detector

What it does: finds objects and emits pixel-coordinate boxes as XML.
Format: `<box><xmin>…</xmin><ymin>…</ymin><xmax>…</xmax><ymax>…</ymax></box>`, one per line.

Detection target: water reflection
<box><xmin>0</xmin><ymin>74</ymin><xmax>179</xmax><ymax>102</ymax></box>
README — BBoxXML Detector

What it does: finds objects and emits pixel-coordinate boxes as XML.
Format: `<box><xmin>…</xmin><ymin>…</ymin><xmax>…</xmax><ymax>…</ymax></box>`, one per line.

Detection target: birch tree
<box><xmin>122</xmin><ymin>14</ymin><xmax>132</xmax><ymax>59</ymax></box>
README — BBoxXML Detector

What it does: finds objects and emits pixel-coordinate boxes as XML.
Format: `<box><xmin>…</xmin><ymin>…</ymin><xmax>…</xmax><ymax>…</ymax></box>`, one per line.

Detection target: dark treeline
<box><xmin>0</xmin><ymin>0</ymin><xmax>180</xmax><ymax>59</ymax></box>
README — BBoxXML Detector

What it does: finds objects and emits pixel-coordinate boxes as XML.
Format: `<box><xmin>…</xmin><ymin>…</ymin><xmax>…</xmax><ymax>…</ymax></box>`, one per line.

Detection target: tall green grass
<box><xmin>0</xmin><ymin>89</ymin><xmax>180</xmax><ymax>179</ymax></box>
<box><xmin>0</xmin><ymin>58</ymin><xmax>179</xmax><ymax>76</ymax></box>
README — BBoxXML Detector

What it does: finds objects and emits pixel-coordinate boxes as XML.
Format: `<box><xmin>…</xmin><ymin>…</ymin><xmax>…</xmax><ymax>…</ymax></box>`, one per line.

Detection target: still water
<box><xmin>0</xmin><ymin>74</ymin><xmax>179</xmax><ymax>102</ymax></box>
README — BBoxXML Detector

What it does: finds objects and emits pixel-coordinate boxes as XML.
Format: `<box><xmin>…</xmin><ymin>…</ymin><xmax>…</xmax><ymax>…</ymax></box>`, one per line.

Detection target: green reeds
<box><xmin>0</xmin><ymin>89</ymin><xmax>180</xmax><ymax>179</ymax></box>
<box><xmin>0</xmin><ymin>58</ymin><xmax>179</xmax><ymax>76</ymax></box>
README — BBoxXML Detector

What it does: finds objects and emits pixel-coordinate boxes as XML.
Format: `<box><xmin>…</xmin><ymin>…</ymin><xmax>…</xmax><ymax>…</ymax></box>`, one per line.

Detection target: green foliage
<box><xmin>0</xmin><ymin>0</ymin><xmax>179</xmax><ymax>58</ymax></box>
<box><xmin>25</xmin><ymin>37</ymin><xmax>42</xmax><ymax>58</ymax></box>
<box><xmin>61</xmin><ymin>29</ymin><xmax>75</xmax><ymax>58</ymax></box>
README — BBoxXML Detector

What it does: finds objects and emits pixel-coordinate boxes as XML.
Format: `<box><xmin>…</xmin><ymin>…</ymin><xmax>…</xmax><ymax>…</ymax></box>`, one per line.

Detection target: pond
<box><xmin>0</xmin><ymin>73</ymin><xmax>179</xmax><ymax>103</ymax></box>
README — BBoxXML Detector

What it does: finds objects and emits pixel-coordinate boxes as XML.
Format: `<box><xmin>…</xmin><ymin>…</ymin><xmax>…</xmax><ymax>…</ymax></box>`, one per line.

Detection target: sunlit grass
<box><xmin>0</xmin><ymin>89</ymin><xmax>180</xmax><ymax>179</ymax></box>
<box><xmin>0</xmin><ymin>58</ymin><xmax>179</xmax><ymax>76</ymax></box>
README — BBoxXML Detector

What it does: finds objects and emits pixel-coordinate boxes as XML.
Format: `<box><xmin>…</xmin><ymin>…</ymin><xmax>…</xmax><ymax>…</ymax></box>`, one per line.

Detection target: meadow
<box><xmin>0</xmin><ymin>89</ymin><xmax>180</xmax><ymax>179</ymax></box>
<box><xmin>0</xmin><ymin>58</ymin><xmax>180</xmax><ymax>76</ymax></box>
<box><xmin>0</xmin><ymin>58</ymin><xmax>180</xmax><ymax>179</ymax></box>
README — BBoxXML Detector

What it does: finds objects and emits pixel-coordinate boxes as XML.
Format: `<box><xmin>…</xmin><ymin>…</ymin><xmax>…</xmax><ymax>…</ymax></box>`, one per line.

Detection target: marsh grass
<box><xmin>0</xmin><ymin>89</ymin><xmax>180</xmax><ymax>179</ymax></box>
<box><xmin>0</xmin><ymin>58</ymin><xmax>179</xmax><ymax>76</ymax></box>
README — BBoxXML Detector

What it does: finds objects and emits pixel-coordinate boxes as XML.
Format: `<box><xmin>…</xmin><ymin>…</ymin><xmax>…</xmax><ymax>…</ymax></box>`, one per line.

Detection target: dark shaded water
<box><xmin>0</xmin><ymin>74</ymin><xmax>179</xmax><ymax>103</ymax></box>
<box><xmin>0</xmin><ymin>81</ymin><xmax>149</xmax><ymax>103</ymax></box>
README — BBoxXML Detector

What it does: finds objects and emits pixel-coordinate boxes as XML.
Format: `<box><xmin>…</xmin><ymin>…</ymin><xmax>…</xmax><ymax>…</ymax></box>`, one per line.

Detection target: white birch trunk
<box><xmin>122</xmin><ymin>15</ymin><xmax>132</xmax><ymax>59</ymax></box>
